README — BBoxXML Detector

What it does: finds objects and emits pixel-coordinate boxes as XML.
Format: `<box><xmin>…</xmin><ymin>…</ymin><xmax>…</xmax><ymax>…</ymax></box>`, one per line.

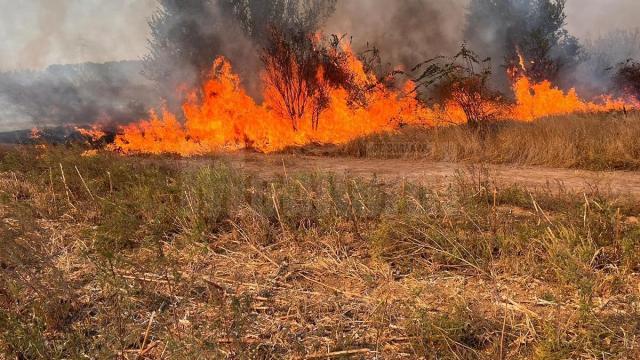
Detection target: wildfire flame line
<box><xmin>92</xmin><ymin>49</ymin><xmax>637</xmax><ymax>156</ymax></box>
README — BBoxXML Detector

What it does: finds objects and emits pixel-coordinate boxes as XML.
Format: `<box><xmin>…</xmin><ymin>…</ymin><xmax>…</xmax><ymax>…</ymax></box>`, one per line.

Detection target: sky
<box><xmin>0</xmin><ymin>0</ymin><xmax>639</xmax><ymax>71</ymax></box>
<box><xmin>565</xmin><ymin>0</ymin><xmax>640</xmax><ymax>39</ymax></box>
<box><xmin>0</xmin><ymin>0</ymin><xmax>156</xmax><ymax>71</ymax></box>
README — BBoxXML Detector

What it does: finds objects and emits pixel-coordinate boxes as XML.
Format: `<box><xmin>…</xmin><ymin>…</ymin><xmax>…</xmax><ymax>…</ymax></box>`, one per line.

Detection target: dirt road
<box><xmin>222</xmin><ymin>153</ymin><xmax>640</xmax><ymax>198</ymax></box>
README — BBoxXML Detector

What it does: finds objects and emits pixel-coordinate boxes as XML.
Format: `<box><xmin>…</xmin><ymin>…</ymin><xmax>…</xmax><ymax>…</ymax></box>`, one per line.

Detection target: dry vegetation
<box><xmin>1</xmin><ymin>144</ymin><xmax>639</xmax><ymax>359</ymax></box>
<box><xmin>332</xmin><ymin>112</ymin><xmax>640</xmax><ymax>171</ymax></box>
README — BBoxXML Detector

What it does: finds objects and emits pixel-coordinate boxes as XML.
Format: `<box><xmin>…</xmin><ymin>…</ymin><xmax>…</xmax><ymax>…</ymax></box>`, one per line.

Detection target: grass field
<box><xmin>332</xmin><ymin>112</ymin><xmax>640</xmax><ymax>171</ymax></box>
<box><xmin>1</xmin><ymin>144</ymin><xmax>639</xmax><ymax>359</ymax></box>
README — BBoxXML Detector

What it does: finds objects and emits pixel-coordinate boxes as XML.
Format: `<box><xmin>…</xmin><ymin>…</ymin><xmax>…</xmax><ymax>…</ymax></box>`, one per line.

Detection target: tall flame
<box><xmin>111</xmin><ymin>52</ymin><xmax>432</xmax><ymax>155</ymax></box>
<box><xmin>109</xmin><ymin>50</ymin><xmax>637</xmax><ymax>156</ymax></box>
<box><xmin>510</xmin><ymin>76</ymin><xmax>633</xmax><ymax>121</ymax></box>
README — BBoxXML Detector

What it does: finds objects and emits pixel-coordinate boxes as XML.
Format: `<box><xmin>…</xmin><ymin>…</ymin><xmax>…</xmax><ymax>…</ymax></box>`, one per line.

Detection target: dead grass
<box><xmin>0</xmin><ymin>146</ymin><xmax>639</xmax><ymax>359</ymax></box>
<box><xmin>332</xmin><ymin>112</ymin><xmax>640</xmax><ymax>171</ymax></box>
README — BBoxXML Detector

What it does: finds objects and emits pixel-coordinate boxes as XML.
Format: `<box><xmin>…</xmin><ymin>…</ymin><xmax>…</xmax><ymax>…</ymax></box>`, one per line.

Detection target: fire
<box><xmin>30</xmin><ymin>128</ymin><xmax>42</xmax><ymax>140</ymax></box>
<box><xmin>75</xmin><ymin>125</ymin><xmax>107</xmax><ymax>142</ymax></box>
<box><xmin>112</xmin><ymin>51</ymin><xmax>432</xmax><ymax>155</ymax></box>
<box><xmin>109</xmin><ymin>49</ymin><xmax>637</xmax><ymax>156</ymax></box>
<box><xmin>504</xmin><ymin>49</ymin><xmax>634</xmax><ymax>120</ymax></box>
<box><xmin>517</xmin><ymin>52</ymin><xmax>527</xmax><ymax>73</ymax></box>
<box><xmin>510</xmin><ymin>76</ymin><xmax>632</xmax><ymax>121</ymax></box>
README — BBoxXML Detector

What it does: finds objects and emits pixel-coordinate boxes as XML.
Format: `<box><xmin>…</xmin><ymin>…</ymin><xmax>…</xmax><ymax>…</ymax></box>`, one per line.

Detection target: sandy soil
<box><xmin>219</xmin><ymin>153</ymin><xmax>640</xmax><ymax>197</ymax></box>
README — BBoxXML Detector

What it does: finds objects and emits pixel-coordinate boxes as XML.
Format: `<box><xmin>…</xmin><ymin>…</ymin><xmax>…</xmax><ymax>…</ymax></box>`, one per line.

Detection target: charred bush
<box><xmin>614</xmin><ymin>60</ymin><xmax>640</xmax><ymax>101</ymax></box>
<box><xmin>407</xmin><ymin>45</ymin><xmax>504</xmax><ymax>129</ymax></box>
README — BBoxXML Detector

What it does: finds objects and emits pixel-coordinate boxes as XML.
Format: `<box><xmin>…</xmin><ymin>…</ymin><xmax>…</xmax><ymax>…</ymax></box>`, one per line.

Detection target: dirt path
<box><xmin>221</xmin><ymin>153</ymin><xmax>640</xmax><ymax>197</ymax></box>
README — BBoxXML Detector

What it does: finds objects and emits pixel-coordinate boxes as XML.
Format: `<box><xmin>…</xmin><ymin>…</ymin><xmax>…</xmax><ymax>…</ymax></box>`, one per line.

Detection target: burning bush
<box><xmin>97</xmin><ymin>0</ymin><xmax>639</xmax><ymax>156</ymax></box>
<box><xmin>432</xmin><ymin>46</ymin><xmax>504</xmax><ymax>128</ymax></box>
<box><xmin>261</xmin><ymin>31</ymin><xmax>364</xmax><ymax>131</ymax></box>
<box><xmin>142</xmin><ymin>0</ymin><xmax>341</xmax><ymax>118</ymax></box>
<box><xmin>403</xmin><ymin>45</ymin><xmax>504</xmax><ymax>128</ymax></box>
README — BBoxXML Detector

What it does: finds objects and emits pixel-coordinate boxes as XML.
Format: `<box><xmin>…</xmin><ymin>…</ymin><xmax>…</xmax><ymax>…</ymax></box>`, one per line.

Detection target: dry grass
<box><xmin>1</xmin><ymin>146</ymin><xmax>639</xmax><ymax>359</ymax></box>
<box><xmin>332</xmin><ymin>112</ymin><xmax>640</xmax><ymax>171</ymax></box>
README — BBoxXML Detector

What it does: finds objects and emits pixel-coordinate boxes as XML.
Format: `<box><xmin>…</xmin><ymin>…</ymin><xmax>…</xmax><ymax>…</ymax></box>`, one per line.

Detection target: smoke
<box><xmin>0</xmin><ymin>0</ymin><xmax>159</xmax><ymax>131</ymax></box>
<box><xmin>562</xmin><ymin>1</ymin><xmax>640</xmax><ymax>98</ymax></box>
<box><xmin>0</xmin><ymin>0</ymin><xmax>155</xmax><ymax>72</ymax></box>
<box><xmin>0</xmin><ymin>61</ymin><xmax>159</xmax><ymax>131</ymax></box>
<box><xmin>326</xmin><ymin>0</ymin><xmax>468</xmax><ymax>72</ymax></box>
<box><xmin>141</xmin><ymin>0</ymin><xmax>260</xmax><ymax>110</ymax></box>
<box><xmin>565</xmin><ymin>0</ymin><xmax>640</xmax><ymax>40</ymax></box>
<box><xmin>568</xmin><ymin>29</ymin><xmax>640</xmax><ymax>97</ymax></box>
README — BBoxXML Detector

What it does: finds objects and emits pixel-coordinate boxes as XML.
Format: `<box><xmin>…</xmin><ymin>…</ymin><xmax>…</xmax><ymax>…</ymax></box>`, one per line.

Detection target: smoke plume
<box><xmin>326</xmin><ymin>0</ymin><xmax>468</xmax><ymax>72</ymax></box>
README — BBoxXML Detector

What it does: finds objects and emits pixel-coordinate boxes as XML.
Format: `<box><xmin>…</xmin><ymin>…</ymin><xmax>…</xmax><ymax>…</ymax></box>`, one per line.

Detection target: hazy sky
<box><xmin>565</xmin><ymin>0</ymin><xmax>640</xmax><ymax>38</ymax></box>
<box><xmin>0</xmin><ymin>0</ymin><xmax>638</xmax><ymax>71</ymax></box>
<box><xmin>0</xmin><ymin>0</ymin><xmax>156</xmax><ymax>71</ymax></box>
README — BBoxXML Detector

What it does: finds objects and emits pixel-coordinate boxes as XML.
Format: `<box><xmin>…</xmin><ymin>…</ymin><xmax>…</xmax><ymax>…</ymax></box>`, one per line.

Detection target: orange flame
<box><xmin>75</xmin><ymin>125</ymin><xmax>107</xmax><ymax>142</ymax></box>
<box><xmin>510</xmin><ymin>76</ymin><xmax>633</xmax><ymax>121</ymax></box>
<box><xmin>111</xmin><ymin>52</ymin><xmax>432</xmax><ymax>155</ymax></box>
<box><xmin>30</xmin><ymin>128</ymin><xmax>42</xmax><ymax>140</ymax></box>
<box><xmin>109</xmin><ymin>50</ymin><xmax>637</xmax><ymax>156</ymax></box>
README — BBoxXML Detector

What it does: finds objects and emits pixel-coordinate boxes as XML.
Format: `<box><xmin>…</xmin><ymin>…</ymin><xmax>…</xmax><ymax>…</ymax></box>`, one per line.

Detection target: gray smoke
<box><xmin>568</xmin><ymin>29</ymin><xmax>640</xmax><ymax>97</ymax></box>
<box><xmin>0</xmin><ymin>0</ymin><xmax>155</xmax><ymax>72</ymax></box>
<box><xmin>326</xmin><ymin>0</ymin><xmax>468</xmax><ymax>72</ymax></box>
<box><xmin>0</xmin><ymin>0</ymin><xmax>158</xmax><ymax>131</ymax></box>
<box><xmin>2</xmin><ymin>0</ymin><xmax>639</xmax><ymax>74</ymax></box>
<box><xmin>565</xmin><ymin>0</ymin><xmax>640</xmax><ymax>40</ymax></box>
<box><xmin>0</xmin><ymin>61</ymin><xmax>160</xmax><ymax>132</ymax></box>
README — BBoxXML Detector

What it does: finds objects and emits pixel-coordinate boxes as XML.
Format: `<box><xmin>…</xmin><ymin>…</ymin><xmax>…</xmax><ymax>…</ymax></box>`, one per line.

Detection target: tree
<box><xmin>435</xmin><ymin>46</ymin><xmax>503</xmax><ymax>128</ymax></box>
<box><xmin>223</xmin><ymin>0</ymin><xmax>337</xmax><ymax>44</ymax></box>
<box><xmin>465</xmin><ymin>0</ymin><xmax>581</xmax><ymax>87</ymax></box>
<box><xmin>224</xmin><ymin>0</ymin><xmax>342</xmax><ymax>131</ymax></box>
<box><xmin>143</xmin><ymin>0</ymin><xmax>229</xmax><ymax>88</ymax></box>
<box><xmin>142</xmin><ymin>0</ymin><xmax>338</xmax><ymax>108</ymax></box>
<box><xmin>403</xmin><ymin>45</ymin><xmax>504</xmax><ymax>128</ymax></box>
<box><xmin>262</xmin><ymin>31</ymin><xmax>357</xmax><ymax>131</ymax></box>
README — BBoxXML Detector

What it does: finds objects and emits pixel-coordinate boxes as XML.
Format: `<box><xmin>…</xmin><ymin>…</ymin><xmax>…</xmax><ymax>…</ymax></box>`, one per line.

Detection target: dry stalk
<box><xmin>271</xmin><ymin>183</ymin><xmax>286</xmax><ymax>235</ymax></box>
<box><xmin>302</xmin><ymin>348</ymin><xmax>372</xmax><ymax>359</ymax></box>
<box><xmin>282</xmin><ymin>158</ymin><xmax>289</xmax><ymax>180</ymax></box>
<box><xmin>500</xmin><ymin>303</ymin><xmax>507</xmax><ymax>360</ymax></box>
<box><xmin>107</xmin><ymin>170</ymin><xmax>113</xmax><ymax>194</ymax></box>
<box><xmin>138</xmin><ymin>341</ymin><xmax>159</xmax><ymax>359</ymax></box>
<box><xmin>615</xmin><ymin>208</ymin><xmax>621</xmax><ymax>240</ymax></box>
<box><xmin>345</xmin><ymin>190</ymin><xmax>363</xmax><ymax>241</ymax></box>
<box><xmin>138</xmin><ymin>311</ymin><xmax>156</xmax><ymax>358</ymax></box>
<box><xmin>48</xmin><ymin>166</ymin><xmax>56</xmax><ymax>202</ymax></box>
<box><xmin>75</xmin><ymin>165</ymin><xmax>95</xmax><ymax>201</ymax></box>
<box><xmin>298</xmin><ymin>273</ymin><xmax>372</xmax><ymax>301</ymax></box>
<box><xmin>59</xmin><ymin>163</ymin><xmax>77</xmax><ymax>210</ymax></box>
<box><xmin>229</xmin><ymin>220</ymin><xmax>279</xmax><ymax>267</ymax></box>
